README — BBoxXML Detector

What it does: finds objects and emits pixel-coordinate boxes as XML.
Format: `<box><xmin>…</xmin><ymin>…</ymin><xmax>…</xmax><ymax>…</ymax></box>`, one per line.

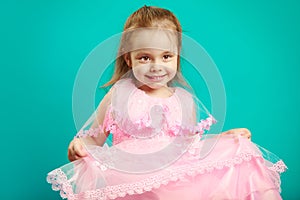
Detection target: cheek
<box><xmin>168</xmin><ymin>61</ymin><xmax>178</xmax><ymax>78</ymax></box>
<box><xmin>132</xmin><ymin>65</ymin><xmax>149</xmax><ymax>75</ymax></box>
<box><xmin>167</xmin><ymin>69</ymin><xmax>177</xmax><ymax>80</ymax></box>
<box><xmin>173</xmin><ymin>59</ymin><xmax>178</xmax><ymax>70</ymax></box>
<box><xmin>166</xmin><ymin>60</ymin><xmax>178</xmax><ymax>72</ymax></box>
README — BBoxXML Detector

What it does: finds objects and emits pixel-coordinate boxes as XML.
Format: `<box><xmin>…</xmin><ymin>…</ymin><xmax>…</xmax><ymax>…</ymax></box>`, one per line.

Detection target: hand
<box><xmin>221</xmin><ymin>128</ymin><xmax>252</xmax><ymax>140</ymax></box>
<box><xmin>68</xmin><ymin>138</ymin><xmax>87</xmax><ymax>161</ymax></box>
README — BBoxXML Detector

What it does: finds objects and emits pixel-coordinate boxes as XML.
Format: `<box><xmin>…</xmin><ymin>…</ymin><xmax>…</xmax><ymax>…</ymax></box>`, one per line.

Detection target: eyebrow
<box><xmin>134</xmin><ymin>50</ymin><xmax>175</xmax><ymax>56</ymax></box>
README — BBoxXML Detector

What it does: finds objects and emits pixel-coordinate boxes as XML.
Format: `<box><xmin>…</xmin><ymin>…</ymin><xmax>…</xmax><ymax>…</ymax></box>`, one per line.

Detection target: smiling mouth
<box><xmin>145</xmin><ymin>74</ymin><xmax>167</xmax><ymax>81</ymax></box>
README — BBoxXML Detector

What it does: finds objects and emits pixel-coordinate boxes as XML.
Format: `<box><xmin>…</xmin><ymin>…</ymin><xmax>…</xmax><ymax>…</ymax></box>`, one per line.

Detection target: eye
<box><xmin>138</xmin><ymin>56</ymin><xmax>151</xmax><ymax>63</ymax></box>
<box><xmin>162</xmin><ymin>54</ymin><xmax>173</xmax><ymax>61</ymax></box>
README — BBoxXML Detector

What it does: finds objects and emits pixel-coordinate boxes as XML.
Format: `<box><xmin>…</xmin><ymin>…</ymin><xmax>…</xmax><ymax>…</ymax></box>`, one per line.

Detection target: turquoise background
<box><xmin>1</xmin><ymin>0</ymin><xmax>299</xmax><ymax>199</ymax></box>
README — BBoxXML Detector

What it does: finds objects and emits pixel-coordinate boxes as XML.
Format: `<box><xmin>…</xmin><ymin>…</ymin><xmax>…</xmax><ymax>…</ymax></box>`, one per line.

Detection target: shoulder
<box><xmin>101</xmin><ymin>79</ymin><xmax>132</xmax><ymax>102</ymax></box>
<box><xmin>174</xmin><ymin>87</ymin><xmax>193</xmax><ymax>99</ymax></box>
<box><xmin>174</xmin><ymin>87</ymin><xmax>195</xmax><ymax>109</ymax></box>
<box><xmin>113</xmin><ymin>78</ymin><xmax>134</xmax><ymax>90</ymax></box>
<box><xmin>95</xmin><ymin>91</ymin><xmax>112</xmax><ymax>115</ymax></box>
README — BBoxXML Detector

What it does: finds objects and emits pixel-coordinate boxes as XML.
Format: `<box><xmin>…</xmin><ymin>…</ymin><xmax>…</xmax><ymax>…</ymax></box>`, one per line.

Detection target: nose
<box><xmin>149</xmin><ymin>63</ymin><xmax>163</xmax><ymax>72</ymax></box>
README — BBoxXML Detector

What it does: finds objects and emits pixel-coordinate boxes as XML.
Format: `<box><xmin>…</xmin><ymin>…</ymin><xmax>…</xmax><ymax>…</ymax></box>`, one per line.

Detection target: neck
<box><xmin>139</xmin><ymin>84</ymin><xmax>174</xmax><ymax>98</ymax></box>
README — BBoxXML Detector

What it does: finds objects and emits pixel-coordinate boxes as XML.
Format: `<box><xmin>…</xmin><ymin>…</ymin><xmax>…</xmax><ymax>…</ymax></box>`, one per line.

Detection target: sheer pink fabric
<box><xmin>47</xmin><ymin>79</ymin><xmax>286</xmax><ymax>200</ymax></box>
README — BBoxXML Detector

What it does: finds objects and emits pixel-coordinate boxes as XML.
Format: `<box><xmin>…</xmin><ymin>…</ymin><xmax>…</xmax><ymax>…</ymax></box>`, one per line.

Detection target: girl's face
<box><xmin>129</xmin><ymin>49</ymin><xmax>177</xmax><ymax>90</ymax></box>
<box><xmin>124</xmin><ymin>28</ymin><xmax>179</xmax><ymax>91</ymax></box>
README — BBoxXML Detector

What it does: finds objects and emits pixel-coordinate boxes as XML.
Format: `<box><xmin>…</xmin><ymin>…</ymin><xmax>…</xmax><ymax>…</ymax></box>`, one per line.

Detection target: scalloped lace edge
<box><xmin>46</xmin><ymin>152</ymin><xmax>286</xmax><ymax>200</ymax></box>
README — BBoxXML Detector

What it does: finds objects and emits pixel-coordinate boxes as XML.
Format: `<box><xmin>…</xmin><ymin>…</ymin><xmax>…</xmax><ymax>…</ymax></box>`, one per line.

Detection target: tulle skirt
<box><xmin>47</xmin><ymin>135</ymin><xmax>286</xmax><ymax>200</ymax></box>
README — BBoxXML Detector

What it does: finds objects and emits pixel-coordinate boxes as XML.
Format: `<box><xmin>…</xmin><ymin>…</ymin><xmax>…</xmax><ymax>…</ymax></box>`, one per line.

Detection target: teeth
<box><xmin>147</xmin><ymin>75</ymin><xmax>165</xmax><ymax>80</ymax></box>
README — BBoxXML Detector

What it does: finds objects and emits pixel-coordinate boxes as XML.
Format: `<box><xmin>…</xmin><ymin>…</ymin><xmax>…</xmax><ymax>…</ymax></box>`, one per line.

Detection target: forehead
<box><xmin>131</xmin><ymin>48</ymin><xmax>175</xmax><ymax>55</ymax></box>
<box><xmin>127</xmin><ymin>28</ymin><xmax>178</xmax><ymax>53</ymax></box>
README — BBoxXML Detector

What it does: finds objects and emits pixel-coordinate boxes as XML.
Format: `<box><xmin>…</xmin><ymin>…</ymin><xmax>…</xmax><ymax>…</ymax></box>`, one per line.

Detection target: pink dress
<box><xmin>47</xmin><ymin>79</ymin><xmax>287</xmax><ymax>200</ymax></box>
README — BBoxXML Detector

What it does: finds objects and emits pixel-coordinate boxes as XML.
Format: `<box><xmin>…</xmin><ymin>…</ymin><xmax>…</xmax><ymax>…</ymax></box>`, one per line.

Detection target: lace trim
<box><xmin>107</xmin><ymin>108</ymin><xmax>217</xmax><ymax>136</ymax></box>
<box><xmin>46</xmin><ymin>168</ymin><xmax>73</xmax><ymax>199</ymax></box>
<box><xmin>193</xmin><ymin>114</ymin><xmax>216</xmax><ymax>134</ymax></box>
<box><xmin>74</xmin><ymin>124</ymin><xmax>103</xmax><ymax>138</ymax></box>
<box><xmin>74</xmin><ymin>105</ymin><xmax>216</xmax><ymax>146</ymax></box>
<box><xmin>268</xmin><ymin>160</ymin><xmax>287</xmax><ymax>173</ymax></box>
<box><xmin>266</xmin><ymin>160</ymin><xmax>287</xmax><ymax>192</ymax></box>
<box><xmin>47</xmin><ymin>151</ymin><xmax>282</xmax><ymax>200</ymax></box>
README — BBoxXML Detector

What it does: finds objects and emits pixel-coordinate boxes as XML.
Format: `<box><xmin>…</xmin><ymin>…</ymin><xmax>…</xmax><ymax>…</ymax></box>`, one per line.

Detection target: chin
<box><xmin>141</xmin><ymin>82</ymin><xmax>165</xmax><ymax>90</ymax></box>
<box><xmin>151</xmin><ymin>82</ymin><xmax>171</xmax><ymax>90</ymax></box>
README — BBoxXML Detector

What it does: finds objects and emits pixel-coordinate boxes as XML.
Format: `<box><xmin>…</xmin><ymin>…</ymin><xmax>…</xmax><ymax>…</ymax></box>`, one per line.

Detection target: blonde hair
<box><xmin>104</xmin><ymin>5</ymin><xmax>183</xmax><ymax>87</ymax></box>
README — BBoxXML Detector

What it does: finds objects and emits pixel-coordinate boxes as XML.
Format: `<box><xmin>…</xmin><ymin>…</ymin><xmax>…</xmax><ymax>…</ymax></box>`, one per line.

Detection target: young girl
<box><xmin>47</xmin><ymin>6</ymin><xmax>286</xmax><ymax>200</ymax></box>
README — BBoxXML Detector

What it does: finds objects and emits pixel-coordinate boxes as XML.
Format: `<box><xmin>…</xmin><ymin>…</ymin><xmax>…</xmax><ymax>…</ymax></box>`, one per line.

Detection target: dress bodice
<box><xmin>103</xmin><ymin>79</ymin><xmax>209</xmax><ymax>145</ymax></box>
<box><xmin>75</xmin><ymin>78</ymin><xmax>215</xmax><ymax>144</ymax></box>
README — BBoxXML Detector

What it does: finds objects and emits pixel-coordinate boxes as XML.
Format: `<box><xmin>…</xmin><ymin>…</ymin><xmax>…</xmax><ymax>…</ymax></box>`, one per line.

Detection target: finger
<box><xmin>223</xmin><ymin>129</ymin><xmax>242</xmax><ymax>141</ymax></box>
<box><xmin>221</xmin><ymin>130</ymin><xmax>234</xmax><ymax>136</ymax></box>
<box><xmin>68</xmin><ymin>150</ymin><xmax>76</xmax><ymax>162</ymax></box>
<box><xmin>73</xmin><ymin>140</ymin><xmax>87</xmax><ymax>157</ymax></box>
<box><xmin>68</xmin><ymin>153</ymin><xmax>75</xmax><ymax>162</ymax></box>
<box><xmin>239</xmin><ymin>129</ymin><xmax>251</xmax><ymax>140</ymax></box>
<box><xmin>68</xmin><ymin>140</ymin><xmax>76</xmax><ymax>161</ymax></box>
<box><xmin>74</xmin><ymin>155</ymin><xmax>82</xmax><ymax>160</ymax></box>
<box><xmin>68</xmin><ymin>139</ymin><xmax>86</xmax><ymax>161</ymax></box>
<box><xmin>241</xmin><ymin>132</ymin><xmax>250</xmax><ymax>138</ymax></box>
<box><xmin>233</xmin><ymin>135</ymin><xmax>240</xmax><ymax>143</ymax></box>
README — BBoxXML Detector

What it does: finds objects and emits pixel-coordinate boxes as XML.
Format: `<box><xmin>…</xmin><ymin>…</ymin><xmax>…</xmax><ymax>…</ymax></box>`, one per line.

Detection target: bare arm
<box><xmin>68</xmin><ymin>90</ymin><xmax>112</xmax><ymax>161</ymax></box>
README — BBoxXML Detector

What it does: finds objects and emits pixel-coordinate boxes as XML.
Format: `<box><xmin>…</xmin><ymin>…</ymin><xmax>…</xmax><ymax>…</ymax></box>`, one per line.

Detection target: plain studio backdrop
<box><xmin>0</xmin><ymin>0</ymin><xmax>299</xmax><ymax>199</ymax></box>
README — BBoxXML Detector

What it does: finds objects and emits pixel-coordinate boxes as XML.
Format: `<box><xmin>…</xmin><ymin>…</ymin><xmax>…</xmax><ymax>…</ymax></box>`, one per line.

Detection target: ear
<box><xmin>124</xmin><ymin>53</ymin><xmax>131</xmax><ymax>67</ymax></box>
